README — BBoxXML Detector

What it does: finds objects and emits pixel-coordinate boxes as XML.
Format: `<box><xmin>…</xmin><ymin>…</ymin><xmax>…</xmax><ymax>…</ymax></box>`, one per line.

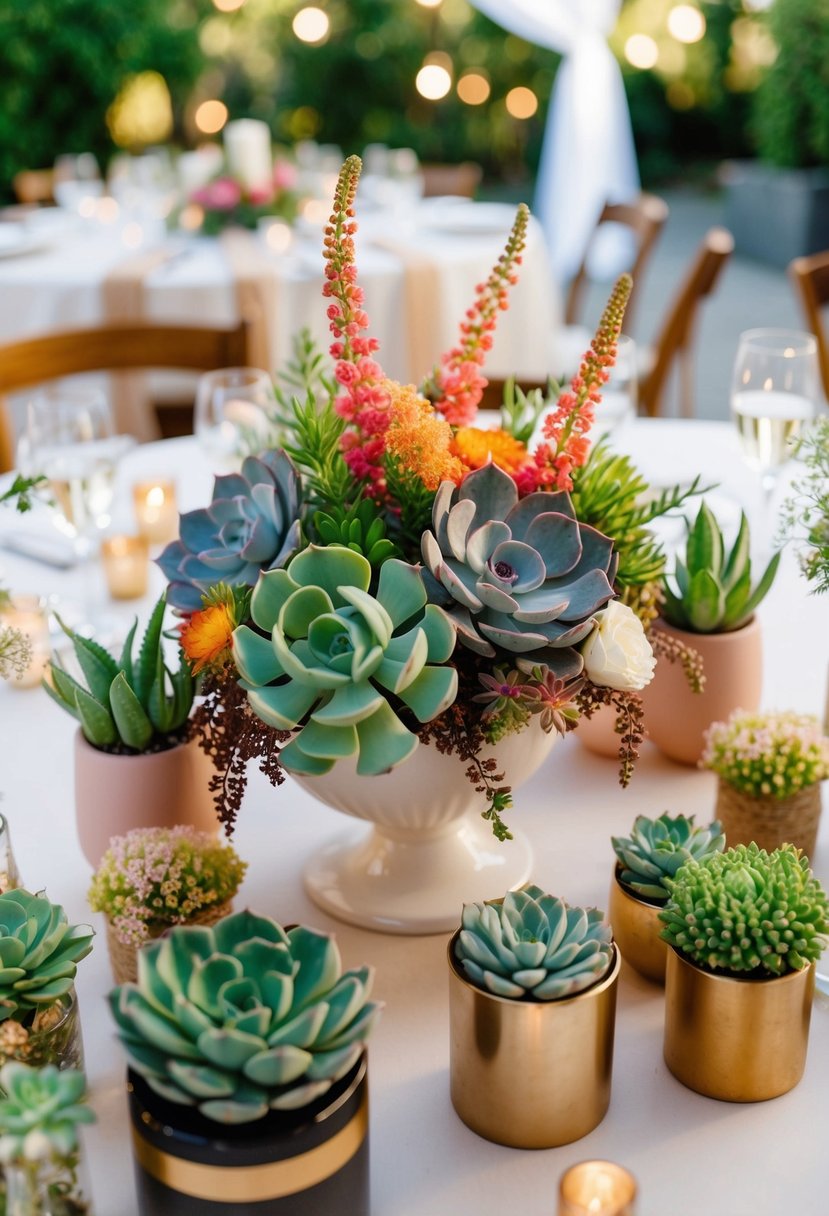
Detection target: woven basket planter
<box><xmin>715</xmin><ymin>779</ymin><xmax>823</xmax><ymax>861</ymax></box>
<box><xmin>106</xmin><ymin>900</ymin><xmax>233</xmax><ymax>986</ymax></box>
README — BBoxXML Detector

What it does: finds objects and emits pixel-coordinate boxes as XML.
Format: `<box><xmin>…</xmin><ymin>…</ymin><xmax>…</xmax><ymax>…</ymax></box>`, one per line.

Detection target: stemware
<box><xmin>20</xmin><ymin>388</ymin><xmax>118</xmax><ymax>554</ymax></box>
<box><xmin>194</xmin><ymin>368</ymin><xmax>277</xmax><ymax>466</ymax></box>
<box><xmin>594</xmin><ymin>333</ymin><xmax>638</xmax><ymax>435</ymax></box>
<box><xmin>730</xmin><ymin>328</ymin><xmax>819</xmax><ymax>534</ymax></box>
<box><xmin>52</xmin><ymin>152</ymin><xmax>103</xmax><ymax>216</ymax></box>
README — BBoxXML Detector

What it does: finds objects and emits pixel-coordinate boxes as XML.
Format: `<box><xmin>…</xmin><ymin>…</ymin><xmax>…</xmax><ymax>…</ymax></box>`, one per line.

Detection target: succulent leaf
<box><xmin>0</xmin><ymin>891</ymin><xmax>93</xmax><ymax>1023</ymax></box>
<box><xmin>611</xmin><ymin>813</ymin><xmax>725</xmax><ymax>902</ymax></box>
<box><xmin>455</xmin><ymin>884</ymin><xmax>613</xmax><ymax>1001</ymax></box>
<box><xmin>0</xmin><ymin>1064</ymin><xmax>95</xmax><ymax>1164</ymax></box>
<box><xmin>110</xmin><ymin>911</ymin><xmax>381</xmax><ymax>1124</ymax></box>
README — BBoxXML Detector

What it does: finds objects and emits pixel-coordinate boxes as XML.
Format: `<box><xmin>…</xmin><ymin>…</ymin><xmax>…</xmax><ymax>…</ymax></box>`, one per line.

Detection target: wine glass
<box><xmin>194</xmin><ymin>368</ymin><xmax>277</xmax><ymax>467</ymax></box>
<box><xmin>731</xmin><ymin>328</ymin><xmax>819</xmax><ymax>540</ymax></box>
<box><xmin>52</xmin><ymin>153</ymin><xmax>103</xmax><ymax>217</ymax></box>
<box><xmin>21</xmin><ymin>388</ymin><xmax>118</xmax><ymax>554</ymax></box>
<box><xmin>594</xmin><ymin>333</ymin><xmax>638</xmax><ymax>436</ymax></box>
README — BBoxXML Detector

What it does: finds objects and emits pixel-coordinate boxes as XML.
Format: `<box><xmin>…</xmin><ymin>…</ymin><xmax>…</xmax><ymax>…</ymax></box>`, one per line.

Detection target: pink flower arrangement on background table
<box><xmin>186</xmin><ymin>157</ymin><xmax>300</xmax><ymax>235</ymax></box>
<box><xmin>163</xmin><ymin>155</ymin><xmax>659</xmax><ymax>858</ymax></box>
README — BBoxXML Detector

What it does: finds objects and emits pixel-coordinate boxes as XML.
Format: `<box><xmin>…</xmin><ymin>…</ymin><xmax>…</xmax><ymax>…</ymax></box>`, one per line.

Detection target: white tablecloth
<box><xmin>0</xmin><ymin>202</ymin><xmax>558</xmax><ymax>392</ymax></box>
<box><xmin>0</xmin><ymin>419</ymin><xmax>826</xmax><ymax>1216</ymax></box>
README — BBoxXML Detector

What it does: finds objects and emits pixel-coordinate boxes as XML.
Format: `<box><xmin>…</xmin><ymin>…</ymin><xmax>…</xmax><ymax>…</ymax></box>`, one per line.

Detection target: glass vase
<box><xmin>0</xmin><ymin>814</ymin><xmax>22</xmax><ymax>892</ymax></box>
<box><xmin>1</xmin><ymin>1149</ymin><xmax>95</xmax><ymax>1216</ymax></box>
<box><xmin>0</xmin><ymin>991</ymin><xmax>83</xmax><ymax>1072</ymax></box>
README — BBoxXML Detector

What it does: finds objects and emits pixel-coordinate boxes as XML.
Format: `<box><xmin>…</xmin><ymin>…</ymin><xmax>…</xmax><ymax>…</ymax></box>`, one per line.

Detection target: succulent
<box><xmin>611</xmin><ymin>813</ymin><xmax>726</xmax><ymax>903</ymax></box>
<box><xmin>659</xmin><ymin>842</ymin><xmax>829</xmax><ymax>976</ymax></box>
<box><xmin>232</xmin><ymin>545</ymin><xmax>457</xmax><ymax>775</ymax></box>
<box><xmin>0</xmin><ymin>891</ymin><xmax>94</xmax><ymax>1025</ymax></box>
<box><xmin>158</xmin><ymin>450</ymin><xmax>302</xmax><ymax>613</ymax></box>
<box><xmin>313</xmin><ymin>498</ymin><xmax>400</xmax><ymax>567</ymax></box>
<box><xmin>0</xmin><ymin>1064</ymin><xmax>94</xmax><ymax>1163</ymax></box>
<box><xmin>421</xmin><ymin>463</ymin><xmax>616</xmax><ymax>679</ymax></box>
<box><xmin>455</xmin><ymin>884</ymin><xmax>614</xmax><ymax>1001</ymax></box>
<box><xmin>45</xmin><ymin>596</ymin><xmax>193</xmax><ymax>752</ymax></box>
<box><xmin>109</xmin><ymin>909</ymin><xmax>381</xmax><ymax>1124</ymax></box>
<box><xmin>661</xmin><ymin>501</ymin><xmax>780</xmax><ymax>633</ymax></box>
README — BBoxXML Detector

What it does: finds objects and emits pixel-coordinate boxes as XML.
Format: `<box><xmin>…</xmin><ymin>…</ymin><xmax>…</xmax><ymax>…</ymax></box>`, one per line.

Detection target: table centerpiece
<box><xmin>162</xmin><ymin>155</ymin><xmax>659</xmax><ymax>933</ymax></box>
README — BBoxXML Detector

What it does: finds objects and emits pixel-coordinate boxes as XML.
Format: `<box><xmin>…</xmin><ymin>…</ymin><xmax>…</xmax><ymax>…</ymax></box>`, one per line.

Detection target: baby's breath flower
<box><xmin>89</xmin><ymin>826</ymin><xmax>247</xmax><ymax>947</ymax></box>
<box><xmin>702</xmin><ymin>710</ymin><xmax>829</xmax><ymax>799</ymax></box>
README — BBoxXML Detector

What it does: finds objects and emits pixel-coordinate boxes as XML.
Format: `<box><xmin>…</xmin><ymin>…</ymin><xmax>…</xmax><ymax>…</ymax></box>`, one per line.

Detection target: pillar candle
<box><xmin>223</xmin><ymin>119</ymin><xmax>272</xmax><ymax>190</ymax></box>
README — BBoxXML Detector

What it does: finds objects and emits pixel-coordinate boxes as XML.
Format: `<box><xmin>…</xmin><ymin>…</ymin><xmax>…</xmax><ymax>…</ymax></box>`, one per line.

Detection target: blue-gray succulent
<box><xmin>422</xmin><ymin>464</ymin><xmax>616</xmax><ymax>679</ymax></box>
<box><xmin>159</xmin><ymin>450</ymin><xmax>302</xmax><ymax>613</ymax></box>
<box><xmin>456</xmin><ymin>884</ymin><xmax>614</xmax><ymax>1000</ymax></box>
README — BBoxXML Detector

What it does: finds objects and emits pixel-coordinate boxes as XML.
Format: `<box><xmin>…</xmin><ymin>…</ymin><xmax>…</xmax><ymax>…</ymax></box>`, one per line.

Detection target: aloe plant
<box><xmin>661</xmin><ymin>502</ymin><xmax>780</xmax><ymax>633</ymax></box>
<box><xmin>45</xmin><ymin>596</ymin><xmax>194</xmax><ymax>752</ymax></box>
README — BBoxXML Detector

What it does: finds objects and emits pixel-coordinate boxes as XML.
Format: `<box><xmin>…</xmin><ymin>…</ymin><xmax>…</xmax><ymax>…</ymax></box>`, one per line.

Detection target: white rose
<box><xmin>581</xmin><ymin>602</ymin><xmax>656</xmax><ymax>692</ymax></box>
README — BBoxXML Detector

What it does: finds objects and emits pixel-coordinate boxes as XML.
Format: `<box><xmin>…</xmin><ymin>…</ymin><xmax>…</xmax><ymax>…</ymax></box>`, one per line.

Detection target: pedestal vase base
<box><xmin>304</xmin><ymin>816</ymin><xmax>533</xmax><ymax>935</ymax></box>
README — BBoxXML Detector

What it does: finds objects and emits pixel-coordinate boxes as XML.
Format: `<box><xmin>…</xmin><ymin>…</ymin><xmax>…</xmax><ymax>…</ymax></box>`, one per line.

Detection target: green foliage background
<box><xmin>754</xmin><ymin>0</ymin><xmax>829</xmax><ymax>168</ymax></box>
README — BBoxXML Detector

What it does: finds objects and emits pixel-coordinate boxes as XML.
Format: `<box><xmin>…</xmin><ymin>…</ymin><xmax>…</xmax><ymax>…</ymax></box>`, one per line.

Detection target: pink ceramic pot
<box><xmin>639</xmin><ymin>617</ymin><xmax>763</xmax><ymax>766</ymax></box>
<box><xmin>74</xmin><ymin>731</ymin><xmax>219</xmax><ymax>867</ymax></box>
<box><xmin>576</xmin><ymin>703</ymin><xmax>623</xmax><ymax>760</ymax></box>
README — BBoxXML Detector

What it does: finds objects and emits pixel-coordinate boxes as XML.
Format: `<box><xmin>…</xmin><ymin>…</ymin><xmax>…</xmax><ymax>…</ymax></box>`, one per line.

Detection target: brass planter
<box><xmin>607</xmin><ymin>868</ymin><xmax>667</xmax><ymax>984</ymax></box>
<box><xmin>448</xmin><ymin>933</ymin><xmax>621</xmax><ymax>1148</ymax></box>
<box><xmin>663</xmin><ymin>947</ymin><xmax>815</xmax><ymax>1102</ymax></box>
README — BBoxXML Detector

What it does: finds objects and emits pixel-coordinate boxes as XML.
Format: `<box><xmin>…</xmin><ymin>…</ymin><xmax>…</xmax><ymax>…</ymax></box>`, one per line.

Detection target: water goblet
<box><xmin>194</xmin><ymin>368</ymin><xmax>277</xmax><ymax>467</ymax></box>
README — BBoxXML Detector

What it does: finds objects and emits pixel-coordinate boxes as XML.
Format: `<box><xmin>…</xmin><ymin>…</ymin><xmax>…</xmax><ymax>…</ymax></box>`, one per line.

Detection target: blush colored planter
<box><xmin>74</xmin><ymin>731</ymin><xmax>218</xmax><ymax>867</ymax></box>
<box><xmin>640</xmin><ymin>617</ymin><xmax>763</xmax><ymax>766</ymax></box>
<box><xmin>576</xmin><ymin>703</ymin><xmax>623</xmax><ymax>760</ymax></box>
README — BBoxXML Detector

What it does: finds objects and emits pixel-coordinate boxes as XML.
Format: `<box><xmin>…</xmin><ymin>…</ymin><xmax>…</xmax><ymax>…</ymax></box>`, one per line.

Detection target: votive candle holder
<box><xmin>558</xmin><ymin>1160</ymin><xmax>637</xmax><ymax>1216</ymax></box>
<box><xmin>101</xmin><ymin>535</ymin><xmax>150</xmax><ymax>600</ymax></box>
<box><xmin>133</xmin><ymin>479</ymin><xmax>178</xmax><ymax>545</ymax></box>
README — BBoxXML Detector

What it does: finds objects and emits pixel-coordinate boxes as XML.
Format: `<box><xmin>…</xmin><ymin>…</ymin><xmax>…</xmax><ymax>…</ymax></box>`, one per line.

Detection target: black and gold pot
<box><xmin>127</xmin><ymin>1054</ymin><xmax>370</xmax><ymax>1215</ymax></box>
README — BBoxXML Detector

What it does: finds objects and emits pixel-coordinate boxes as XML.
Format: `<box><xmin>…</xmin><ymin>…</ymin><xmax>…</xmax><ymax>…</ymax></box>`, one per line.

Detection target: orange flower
<box><xmin>451</xmin><ymin>426</ymin><xmax>529</xmax><ymax>475</ymax></box>
<box><xmin>180</xmin><ymin>603</ymin><xmax>235</xmax><ymax>675</ymax></box>
<box><xmin>385</xmin><ymin>381</ymin><xmax>465</xmax><ymax>489</ymax></box>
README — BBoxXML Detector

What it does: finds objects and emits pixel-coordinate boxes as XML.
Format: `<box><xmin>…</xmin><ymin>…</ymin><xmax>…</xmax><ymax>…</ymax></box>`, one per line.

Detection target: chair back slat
<box><xmin>789</xmin><ymin>250</ymin><xmax>829</xmax><ymax>401</ymax></box>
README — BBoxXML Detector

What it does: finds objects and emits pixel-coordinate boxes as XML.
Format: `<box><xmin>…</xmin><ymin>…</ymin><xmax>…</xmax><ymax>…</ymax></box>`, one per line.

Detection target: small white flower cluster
<box><xmin>702</xmin><ymin>710</ymin><xmax>829</xmax><ymax>799</ymax></box>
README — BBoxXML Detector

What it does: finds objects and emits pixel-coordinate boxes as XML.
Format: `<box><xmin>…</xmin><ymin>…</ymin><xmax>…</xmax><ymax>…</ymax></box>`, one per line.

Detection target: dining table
<box><xmin>0</xmin><ymin>417</ymin><xmax>826</xmax><ymax>1216</ymax></box>
<box><xmin>0</xmin><ymin>197</ymin><xmax>560</xmax><ymax>440</ymax></box>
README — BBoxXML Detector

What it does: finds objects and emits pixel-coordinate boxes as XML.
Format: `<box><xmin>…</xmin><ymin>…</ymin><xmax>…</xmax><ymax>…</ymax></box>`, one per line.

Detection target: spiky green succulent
<box><xmin>109</xmin><ymin>910</ymin><xmax>381</xmax><ymax>1125</ymax></box>
<box><xmin>45</xmin><ymin>596</ymin><xmax>193</xmax><ymax>751</ymax></box>
<box><xmin>0</xmin><ymin>891</ymin><xmax>94</xmax><ymax>1025</ymax></box>
<box><xmin>159</xmin><ymin>450</ymin><xmax>302</xmax><ymax>613</ymax></box>
<box><xmin>422</xmin><ymin>463</ymin><xmax>616</xmax><ymax>679</ymax></box>
<box><xmin>0</xmin><ymin>1064</ymin><xmax>94</xmax><ymax>1163</ymax></box>
<box><xmin>313</xmin><ymin>498</ymin><xmax>400</xmax><ymax>567</ymax></box>
<box><xmin>232</xmin><ymin>546</ymin><xmax>457</xmax><ymax>775</ymax></box>
<box><xmin>612</xmin><ymin>813</ymin><xmax>726</xmax><ymax>903</ymax></box>
<box><xmin>659</xmin><ymin>842</ymin><xmax>829</xmax><ymax>975</ymax></box>
<box><xmin>456</xmin><ymin>884</ymin><xmax>614</xmax><ymax>1001</ymax></box>
<box><xmin>661</xmin><ymin>501</ymin><xmax>780</xmax><ymax>633</ymax></box>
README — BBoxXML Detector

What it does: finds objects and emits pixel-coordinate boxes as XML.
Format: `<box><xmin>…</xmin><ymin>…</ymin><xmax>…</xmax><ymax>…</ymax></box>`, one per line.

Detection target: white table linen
<box><xmin>0</xmin><ymin>419</ymin><xmax>826</xmax><ymax>1216</ymax></box>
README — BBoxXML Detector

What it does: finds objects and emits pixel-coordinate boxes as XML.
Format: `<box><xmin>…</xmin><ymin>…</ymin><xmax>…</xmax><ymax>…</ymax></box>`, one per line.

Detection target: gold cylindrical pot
<box><xmin>663</xmin><ymin>947</ymin><xmax>815</xmax><ymax>1102</ymax></box>
<box><xmin>715</xmin><ymin>778</ymin><xmax>823</xmax><ymax>861</ymax></box>
<box><xmin>448</xmin><ymin>934</ymin><xmax>621</xmax><ymax>1148</ymax></box>
<box><xmin>607</xmin><ymin>868</ymin><xmax>667</xmax><ymax>984</ymax></box>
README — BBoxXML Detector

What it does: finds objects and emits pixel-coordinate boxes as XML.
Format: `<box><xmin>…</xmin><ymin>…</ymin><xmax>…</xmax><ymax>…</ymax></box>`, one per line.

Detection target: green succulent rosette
<box><xmin>611</xmin><ymin>813</ymin><xmax>725</xmax><ymax>902</ymax></box>
<box><xmin>232</xmin><ymin>546</ymin><xmax>458</xmax><ymax>775</ymax></box>
<box><xmin>0</xmin><ymin>1064</ymin><xmax>94</xmax><ymax>1163</ymax></box>
<box><xmin>0</xmin><ymin>890</ymin><xmax>94</xmax><ymax>1023</ymax></box>
<box><xmin>456</xmin><ymin>883</ymin><xmax>614</xmax><ymax>1001</ymax></box>
<box><xmin>109</xmin><ymin>910</ymin><xmax>381</xmax><ymax>1124</ymax></box>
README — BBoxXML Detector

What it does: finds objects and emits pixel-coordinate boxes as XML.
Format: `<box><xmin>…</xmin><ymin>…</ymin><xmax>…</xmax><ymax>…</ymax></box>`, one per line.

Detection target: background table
<box><xmin>0</xmin><ymin>419</ymin><xmax>825</xmax><ymax>1215</ymax></box>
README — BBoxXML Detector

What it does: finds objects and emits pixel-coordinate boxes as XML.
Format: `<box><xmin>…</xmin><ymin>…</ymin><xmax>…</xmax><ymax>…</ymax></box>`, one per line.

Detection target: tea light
<box><xmin>101</xmin><ymin>535</ymin><xmax>150</xmax><ymax>600</ymax></box>
<box><xmin>133</xmin><ymin>480</ymin><xmax>178</xmax><ymax>545</ymax></box>
<box><xmin>1</xmin><ymin>595</ymin><xmax>50</xmax><ymax>690</ymax></box>
<box><xmin>558</xmin><ymin>1161</ymin><xmax>637</xmax><ymax>1216</ymax></box>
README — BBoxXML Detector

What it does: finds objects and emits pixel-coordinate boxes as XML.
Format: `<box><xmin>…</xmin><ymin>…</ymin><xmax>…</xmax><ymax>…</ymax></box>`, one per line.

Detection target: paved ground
<box><xmin>578</xmin><ymin>187</ymin><xmax>804</xmax><ymax>421</ymax></box>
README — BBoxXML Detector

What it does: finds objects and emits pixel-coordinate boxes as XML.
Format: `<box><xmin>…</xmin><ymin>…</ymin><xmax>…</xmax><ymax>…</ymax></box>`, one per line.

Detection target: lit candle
<box><xmin>133</xmin><ymin>480</ymin><xmax>178</xmax><ymax>545</ymax></box>
<box><xmin>101</xmin><ymin>535</ymin><xmax>150</xmax><ymax>600</ymax></box>
<box><xmin>223</xmin><ymin>119</ymin><xmax>273</xmax><ymax>190</ymax></box>
<box><xmin>1</xmin><ymin>595</ymin><xmax>50</xmax><ymax>690</ymax></box>
<box><xmin>558</xmin><ymin>1161</ymin><xmax>638</xmax><ymax>1216</ymax></box>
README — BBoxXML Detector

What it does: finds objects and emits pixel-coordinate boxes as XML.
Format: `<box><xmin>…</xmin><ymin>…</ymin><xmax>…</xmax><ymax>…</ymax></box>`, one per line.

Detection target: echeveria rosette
<box><xmin>232</xmin><ymin>546</ymin><xmax>457</xmax><ymax>776</ymax></box>
<box><xmin>611</xmin><ymin>813</ymin><xmax>725</xmax><ymax>902</ymax></box>
<box><xmin>421</xmin><ymin>463</ymin><xmax>616</xmax><ymax>679</ymax></box>
<box><xmin>659</xmin><ymin>843</ymin><xmax>829</xmax><ymax>976</ymax></box>
<box><xmin>456</xmin><ymin>884</ymin><xmax>614</xmax><ymax>1000</ymax></box>
<box><xmin>0</xmin><ymin>1064</ymin><xmax>94</xmax><ymax>1163</ymax></box>
<box><xmin>109</xmin><ymin>910</ymin><xmax>381</xmax><ymax>1124</ymax></box>
<box><xmin>159</xmin><ymin>450</ymin><xmax>302</xmax><ymax>613</ymax></box>
<box><xmin>0</xmin><ymin>890</ymin><xmax>94</xmax><ymax>1024</ymax></box>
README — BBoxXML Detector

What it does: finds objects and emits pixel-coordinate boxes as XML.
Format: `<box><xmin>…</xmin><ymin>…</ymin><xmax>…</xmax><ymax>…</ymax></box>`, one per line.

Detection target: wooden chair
<box><xmin>421</xmin><ymin>162</ymin><xmax>483</xmax><ymax>199</ymax></box>
<box><xmin>12</xmin><ymin>169</ymin><xmax>55</xmax><ymax>206</ymax></box>
<box><xmin>639</xmin><ymin>227</ymin><xmax>734</xmax><ymax>419</ymax></box>
<box><xmin>788</xmin><ymin>249</ymin><xmax>829</xmax><ymax>401</ymax></box>
<box><xmin>565</xmin><ymin>194</ymin><xmax>669</xmax><ymax>337</ymax></box>
<box><xmin>0</xmin><ymin>320</ymin><xmax>251</xmax><ymax>472</ymax></box>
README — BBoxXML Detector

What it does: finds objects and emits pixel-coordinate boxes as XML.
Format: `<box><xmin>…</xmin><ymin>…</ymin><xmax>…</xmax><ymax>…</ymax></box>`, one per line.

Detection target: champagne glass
<box><xmin>731</xmin><ymin>328</ymin><xmax>819</xmax><ymax>539</ymax></box>
<box><xmin>21</xmin><ymin>388</ymin><xmax>118</xmax><ymax>555</ymax></box>
<box><xmin>194</xmin><ymin>368</ymin><xmax>277</xmax><ymax>467</ymax></box>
